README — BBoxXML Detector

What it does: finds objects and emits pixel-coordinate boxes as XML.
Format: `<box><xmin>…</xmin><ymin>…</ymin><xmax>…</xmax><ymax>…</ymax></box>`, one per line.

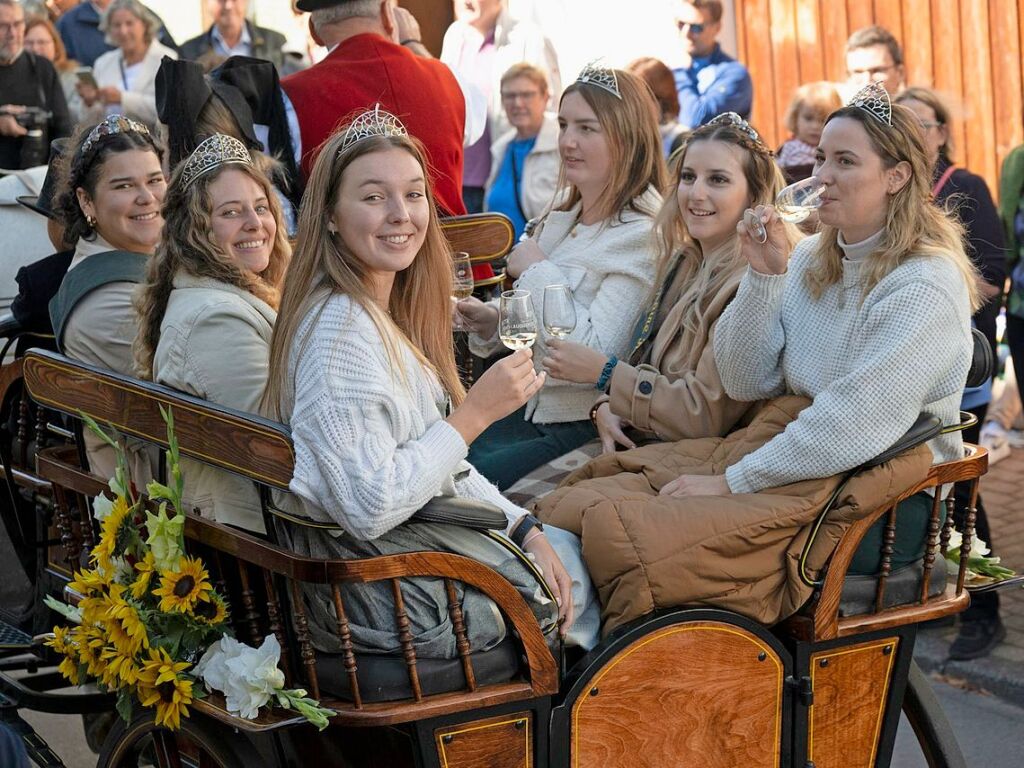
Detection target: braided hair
<box><xmin>54</xmin><ymin>117</ymin><xmax>164</xmax><ymax>248</ymax></box>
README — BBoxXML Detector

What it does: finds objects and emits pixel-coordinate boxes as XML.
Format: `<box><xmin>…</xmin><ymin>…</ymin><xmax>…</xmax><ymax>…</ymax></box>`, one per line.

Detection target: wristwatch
<box><xmin>511</xmin><ymin>513</ymin><xmax>544</xmax><ymax>548</ymax></box>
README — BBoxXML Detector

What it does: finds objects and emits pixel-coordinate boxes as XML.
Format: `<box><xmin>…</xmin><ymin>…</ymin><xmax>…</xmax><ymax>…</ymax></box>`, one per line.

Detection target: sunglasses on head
<box><xmin>676</xmin><ymin>20</ymin><xmax>706</xmax><ymax>34</ymax></box>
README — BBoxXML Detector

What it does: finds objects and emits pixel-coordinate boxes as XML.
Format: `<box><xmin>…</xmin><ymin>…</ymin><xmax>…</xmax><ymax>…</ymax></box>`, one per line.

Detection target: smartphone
<box><xmin>75</xmin><ymin>67</ymin><xmax>98</xmax><ymax>89</ymax></box>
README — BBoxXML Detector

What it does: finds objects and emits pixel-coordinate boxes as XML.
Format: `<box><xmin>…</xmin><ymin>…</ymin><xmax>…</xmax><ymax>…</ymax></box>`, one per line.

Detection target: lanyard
<box><xmin>627</xmin><ymin>253</ymin><xmax>683</xmax><ymax>365</ymax></box>
<box><xmin>932</xmin><ymin>165</ymin><xmax>957</xmax><ymax>197</ymax></box>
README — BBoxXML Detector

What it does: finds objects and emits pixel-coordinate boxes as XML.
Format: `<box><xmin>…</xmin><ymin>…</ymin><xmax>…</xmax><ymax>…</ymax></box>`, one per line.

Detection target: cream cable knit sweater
<box><xmin>470</xmin><ymin>188</ymin><xmax>660</xmax><ymax>424</ymax></box>
<box><xmin>283</xmin><ymin>294</ymin><xmax>526</xmax><ymax>540</ymax></box>
<box><xmin>714</xmin><ymin>230</ymin><xmax>972</xmax><ymax>494</ymax></box>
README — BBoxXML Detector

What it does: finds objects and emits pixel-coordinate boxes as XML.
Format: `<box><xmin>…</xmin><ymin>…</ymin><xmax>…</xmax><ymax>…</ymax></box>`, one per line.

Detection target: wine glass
<box><xmin>543</xmin><ymin>284</ymin><xmax>576</xmax><ymax>339</ymax></box>
<box><xmin>451</xmin><ymin>251</ymin><xmax>473</xmax><ymax>331</ymax></box>
<box><xmin>743</xmin><ymin>176</ymin><xmax>828</xmax><ymax>244</ymax></box>
<box><xmin>499</xmin><ymin>290</ymin><xmax>538</xmax><ymax>350</ymax></box>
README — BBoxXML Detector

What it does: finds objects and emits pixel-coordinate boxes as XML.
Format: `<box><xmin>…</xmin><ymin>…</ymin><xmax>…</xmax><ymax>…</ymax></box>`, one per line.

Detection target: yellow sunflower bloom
<box><xmin>72</xmin><ymin>625</ymin><xmax>108</xmax><ymax>679</ymax></box>
<box><xmin>48</xmin><ymin>627</ymin><xmax>81</xmax><ymax>685</ymax></box>
<box><xmin>68</xmin><ymin>567</ymin><xmax>110</xmax><ymax>597</ymax></box>
<box><xmin>130</xmin><ymin>552</ymin><xmax>157</xmax><ymax>599</ymax></box>
<box><xmin>152</xmin><ymin>556</ymin><xmax>212</xmax><ymax>614</ymax></box>
<box><xmin>104</xmin><ymin>594</ymin><xmax>149</xmax><ymax>655</ymax></box>
<box><xmin>101</xmin><ymin>647</ymin><xmax>141</xmax><ymax>687</ymax></box>
<box><xmin>137</xmin><ymin>647</ymin><xmax>193</xmax><ymax>731</ymax></box>
<box><xmin>91</xmin><ymin>496</ymin><xmax>132</xmax><ymax>573</ymax></box>
<box><xmin>57</xmin><ymin>655</ymin><xmax>81</xmax><ymax>685</ymax></box>
<box><xmin>193</xmin><ymin>593</ymin><xmax>228</xmax><ymax>626</ymax></box>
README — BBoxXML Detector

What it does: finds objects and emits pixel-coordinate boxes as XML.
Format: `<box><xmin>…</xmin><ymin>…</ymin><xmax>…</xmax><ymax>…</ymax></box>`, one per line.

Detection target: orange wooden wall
<box><xmin>733</xmin><ymin>0</ymin><xmax>1024</xmax><ymax>197</ymax></box>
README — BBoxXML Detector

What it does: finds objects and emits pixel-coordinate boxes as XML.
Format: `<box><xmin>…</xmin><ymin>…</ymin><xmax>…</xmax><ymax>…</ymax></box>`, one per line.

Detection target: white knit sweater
<box><xmin>283</xmin><ymin>294</ymin><xmax>526</xmax><ymax>540</ymax></box>
<box><xmin>714</xmin><ymin>230</ymin><xmax>972</xmax><ymax>494</ymax></box>
<box><xmin>470</xmin><ymin>187</ymin><xmax>660</xmax><ymax>423</ymax></box>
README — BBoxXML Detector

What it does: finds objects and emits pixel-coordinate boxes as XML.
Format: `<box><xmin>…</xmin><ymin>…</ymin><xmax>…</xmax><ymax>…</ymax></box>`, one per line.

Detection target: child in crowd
<box><xmin>777</xmin><ymin>81</ymin><xmax>842</xmax><ymax>183</ymax></box>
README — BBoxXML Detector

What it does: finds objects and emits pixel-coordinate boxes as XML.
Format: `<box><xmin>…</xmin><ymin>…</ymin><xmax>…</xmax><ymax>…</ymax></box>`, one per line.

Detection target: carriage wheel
<box><xmin>97</xmin><ymin>711</ymin><xmax>261</xmax><ymax>768</ymax></box>
<box><xmin>902</xmin><ymin>660</ymin><xmax>968</xmax><ymax>768</ymax></box>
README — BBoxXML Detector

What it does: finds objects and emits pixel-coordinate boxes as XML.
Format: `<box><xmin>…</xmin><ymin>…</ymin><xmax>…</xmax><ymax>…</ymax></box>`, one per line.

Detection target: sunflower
<box><xmin>101</xmin><ymin>646</ymin><xmax>141</xmax><ymax>687</ymax></box>
<box><xmin>137</xmin><ymin>647</ymin><xmax>193</xmax><ymax>730</ymax></box>
<box><xmin>130</xmin><ymin>552</ymin><xmax>157</xmax><ymax>599</ymax></box>
<box><xmin>47</xmin><ymin>626</ymin><xmax>81</xmax><ymax>685</ymax></box>
<box><xmin>104</xmin><ymin>592</ymin><xmax>149</xmax><ymax>655</ymax></box>
<box><xmin>192</xmin><ymin>593</ymin><xmax>228</xmax><ymax>626</ymax></box>
<box><xmin>72</xmin><ymin>625</ymin><xmax>108</xmax><ymax>679</ymax></box>
<box><xmin>68</xmin><ymin>567</ymin><xmax>111</xmax><ymax>598</ymax></box>
<box><xmin>153</xmin><ymin>556</ymin><xmax>213</xmax><ymax>614</ymax></box>
<box><xmin>91</xmin><ymin>495</ymin><xmax>132</xmax><ymax>573</ymax></box>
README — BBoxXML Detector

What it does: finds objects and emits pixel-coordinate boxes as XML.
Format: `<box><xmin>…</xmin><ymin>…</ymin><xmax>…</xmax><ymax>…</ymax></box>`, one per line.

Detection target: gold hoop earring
<box><xmin>86</xmin><ymin>214</ymin><xmax>97</xmax><ymax>229</ymax></box>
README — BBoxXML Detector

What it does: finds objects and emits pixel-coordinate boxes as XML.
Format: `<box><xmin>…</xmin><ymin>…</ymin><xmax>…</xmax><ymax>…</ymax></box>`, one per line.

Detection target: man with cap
<box><xmin>282</xmin><ymin>0</ymin><xmax>470</xmax><ymax>216</ymax></box>
<box><xmin>180</xmin><ymin>0</ymin><xmax>288</xmax><ymax>71</ymax></box>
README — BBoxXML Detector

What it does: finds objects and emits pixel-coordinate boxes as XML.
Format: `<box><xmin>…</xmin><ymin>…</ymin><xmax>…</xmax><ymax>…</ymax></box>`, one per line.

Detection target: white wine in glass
<box><xmin>744</xmin><ymin>176</ymin><xmax>827</xmax><ymax>243</ymax></box>
<box><xmin>543</xmin><ymin>284</ymin><xmax>576</xmax><ymax>339</ymax></box>
<box><xmin>499</xmin><ymin>290</ymin><xmax>538</xmax><ymax>350</ymax></box>
<box><xmin>451</xmin><ymin>251</ymin><xmax>474</xmax><ymax>300</ymax></box>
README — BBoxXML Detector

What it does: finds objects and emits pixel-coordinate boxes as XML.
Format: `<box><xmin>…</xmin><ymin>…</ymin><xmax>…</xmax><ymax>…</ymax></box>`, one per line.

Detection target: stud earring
<box><xmin>86</xmin><ymin>214</ymin><xmax>97</xmax><ymax>228</ymax></box>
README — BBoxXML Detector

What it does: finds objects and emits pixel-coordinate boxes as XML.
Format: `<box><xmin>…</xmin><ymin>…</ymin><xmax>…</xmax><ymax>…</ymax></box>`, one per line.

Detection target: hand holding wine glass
<box><xmin>499</xmin><ymin>290</ymin><xmax>538</xmax><ymax>350</ymax></box>
<box><xmin>742</xmin><ymin>176</ymin><xmax>826</xmax><ymax>243</ymax></box>
<box><xmin>451</xmin><ymin>252</ymin><xmax>474</xmax><ymax>330</ymax></box>
<box><xmin>543</xmin><ymin>284</ymin><xmax>577</xmax><ymax>339</ymax></box>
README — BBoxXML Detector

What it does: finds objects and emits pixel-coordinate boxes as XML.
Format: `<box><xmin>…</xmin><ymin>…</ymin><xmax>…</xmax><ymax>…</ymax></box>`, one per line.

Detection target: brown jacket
<box><xmin>534</xmin><ymin>396</ymin><xmax>932</xmax><ymax>634</ymax></box>
<box><xmin>608</xmin><ymin>241</ymin><xmax>753</xmax><ymax>441</ymax></box>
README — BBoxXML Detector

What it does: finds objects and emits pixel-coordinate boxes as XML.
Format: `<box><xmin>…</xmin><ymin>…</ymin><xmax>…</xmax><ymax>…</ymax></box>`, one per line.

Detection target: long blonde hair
<box><xmin>804</xmin><ymin>104</ymin><xmax>980</xmax><ymax>311</ymax></box>
<box><xmin>652</xmin><ymin>121</ymin><xmax>800</xmax><ymax>335</ymax></box>
<box><xmin>554</xmin><ymin>69</ymin><xmax>667</xmax><ymax>222</ymax></box>
<box><xmin>263</xmin><ymin>130</ymin><xmax>463</xmax><ymax>420</ymax></box>
<box><xmin>134</xmin><ymin>158</ymin><xmax>292</xmax><ymax>379</ymax></box>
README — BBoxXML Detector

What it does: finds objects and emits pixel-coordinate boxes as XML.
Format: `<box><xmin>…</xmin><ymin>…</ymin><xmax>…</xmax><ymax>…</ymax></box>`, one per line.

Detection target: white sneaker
<box><xmin>980</xmin><ymin>422</ymin><xmax>1011</xmax><ymax>464</ymax></box>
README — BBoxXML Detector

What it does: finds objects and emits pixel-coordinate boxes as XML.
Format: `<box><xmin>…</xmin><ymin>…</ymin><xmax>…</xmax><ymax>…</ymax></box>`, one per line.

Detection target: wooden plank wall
<box><xmin>733</xmin><ymin>0</ymin><xmax>1024</xmax><ymax>198</ymax></box>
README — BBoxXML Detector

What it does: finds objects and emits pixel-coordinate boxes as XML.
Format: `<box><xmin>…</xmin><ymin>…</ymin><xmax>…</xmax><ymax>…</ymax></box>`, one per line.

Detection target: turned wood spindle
<box><xmin>874</xmin><ymin>504</ymin><xmax>898</xmax><ymax>612</ymax></box>
<box><xmin>955</xmin><ymin>480</ymin><xmax>980</xmax><ymax>595</ymax></box>
<box><xmin>445</xmin><ymin>578</ymin><xmax>476</xmax><ymax>692</ymax></box>
<box><xmin>16</xmin><ymin>393</ymin><xmax>30</xmax><ymax>465</ymax></box>
<box><xmin>330</xmin><ymin>584</ymin><xmax>362</xmax><ymax>709</ymax></box>
<box><xmin>919</xmin><ymin>492</ymin><xmax>944</xmax><ymax>603</ymax></box>
<box><xmin>236</xmin><ymin>561</ymin><xmax>262</xmax><ymax>646</ymax></box>
<box><xmin>290</xmin><ymin>579</ymin><xmax>320</xmax><ymax>700</ymax></box>
<box><xmin>939</xmin><ymin>497</ymin><xmax>955</xmax><ymax>556</ymax></box>
<box><xmin>391</xmin><ymin>578</ymin><xmax>422</xmax><ymax>702</ymax></box>
<box><xmin>264</xmin><ymin>570</ymin><xmax>292</xmax><ymax>686</ymax></box>
<box><xmin>52</xmin><ymin>486</ymin><xmax>75</xmax><ymax>569</ymax></box>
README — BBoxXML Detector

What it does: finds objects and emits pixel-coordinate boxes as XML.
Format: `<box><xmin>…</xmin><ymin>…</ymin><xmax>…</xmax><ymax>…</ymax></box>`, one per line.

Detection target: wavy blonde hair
<box><xmin>804</xmin><ymin>104</ymin><xmax>980</xmax><ymax>311</ymax></box>
<box><xmin>652</xmin><ymin>121</ymin><xmax>801</xmax><ymax>335</ymax></box>
<box><xmin>134</xmin><ymin>158</ymin><xmax>292</xmax><ymax>379</ymax></box>
<box><xmin>263</xmin><ymin>130</ymin><xmax>463</xmax><ymax>420</ymax></box>
<box><xmin>553</xmin><ymin>69</ymin><xmax>667</xmax><ymax>223</ymax></box>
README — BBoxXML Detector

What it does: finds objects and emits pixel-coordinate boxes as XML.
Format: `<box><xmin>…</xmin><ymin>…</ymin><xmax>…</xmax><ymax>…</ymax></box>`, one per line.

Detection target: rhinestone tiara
<box><xmin>576</xmin><ymin>61</ymin><xmax>622</xmax><ymax>100</ymax></box>
<box><xmin>707</xmin><ymin>111</ymin><xmax>762</xmax><ymax>143</ymax></box>
<box><xmin>848</xmin><ymin>82</ymin><xmax>892</xmax><ymax>126</ymax></box>
<box><xmin>80</xmin><ymin>114</ymin><xmax>150</xmax><ymax>157</ymax></box>
<box><xmin>180</xmin><ymin>134</ymin><xmax>253</xmax><ymax>190</ymax></box>
<box><xmin>340</xmin><ymin>104</ymin><xmax>408</xmax><ymax>153</ymax></box>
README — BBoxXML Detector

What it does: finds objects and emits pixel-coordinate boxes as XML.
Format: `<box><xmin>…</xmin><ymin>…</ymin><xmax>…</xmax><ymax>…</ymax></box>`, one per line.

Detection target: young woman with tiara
<box><xmin>458</xmin><ymin>63</ymin><xmax>667</xmax><ymax>489</ymax></box>
<box><xmin>263</xmin><ymin>106</ymin><xmax>599</xmax><ymax>660</ymax></box>
<box><xmin>134</xmin><ymin>134</ymin><xmax>291</xmax><ymax>535</ymax></box>
<box><xmin>541</xmin><ymin>112</ymin><xmax>803</xmax><ymax>453</ymax></box>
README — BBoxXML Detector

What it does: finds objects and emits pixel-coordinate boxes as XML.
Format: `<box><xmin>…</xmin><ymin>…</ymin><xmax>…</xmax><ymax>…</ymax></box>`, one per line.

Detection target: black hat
<box><xmin>17</xmin><ymin>138</ymin><xmax>69</xmax><ymax>220</ymax></box>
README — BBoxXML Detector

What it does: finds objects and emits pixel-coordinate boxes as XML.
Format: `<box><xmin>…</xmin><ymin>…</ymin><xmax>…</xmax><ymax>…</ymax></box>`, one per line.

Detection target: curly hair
<box><xmin>54</xmin><ymin>120</ymin><xmax>164</xmax><ymax>248</ymax></box>
<box><xmin>133</xmin><ymin>159</ymin><xmax>292</xmax><ymax>379</ymax></box>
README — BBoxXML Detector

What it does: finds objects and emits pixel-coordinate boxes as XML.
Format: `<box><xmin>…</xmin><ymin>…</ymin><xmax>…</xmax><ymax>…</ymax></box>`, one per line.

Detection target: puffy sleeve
<box><xmin>287</xmin><ymin>305</ymin><xmax>472</xmax><ymax>540</ymax></box>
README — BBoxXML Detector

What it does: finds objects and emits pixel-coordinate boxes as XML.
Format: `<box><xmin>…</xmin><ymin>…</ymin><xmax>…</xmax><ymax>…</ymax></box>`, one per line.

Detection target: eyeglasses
<box><xmin>501</xmin><ymin>90</ymin><xmax>542</xmax><ymax>102</ymax></box>
<box><xmin>0</xmin><ymin>20</ymin><xmax>25</xmax><ymax>34</ymax></box>
<box><xmin>918</xmin><ymin>120</ymin><xmax>943</xmax><ymax>130</ymax></box>
<box><xmin>848</xmin><ymin>64</ymin><xmax>896</xmax><ymax>78</ymax></box>
<box><xmin>675</xmin><ymin>20</ymin><xmax>706</xmax><ymax>34</ymax></box>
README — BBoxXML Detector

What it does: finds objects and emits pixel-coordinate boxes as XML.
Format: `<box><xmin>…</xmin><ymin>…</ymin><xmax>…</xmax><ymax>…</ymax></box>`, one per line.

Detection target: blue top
<box><xmin>485</xmin><ymin>137</ymin><xmax>536</xmax><ymax>240</ymax></box>
<box><xmin>57</xmin><ymin>2</ymin><xmax>177</xmax><ymax>67</ymax></box>
<box><xmin>672</xmin><ymin>44</ymin><xmax>753</xmax><ymax>128</ymax></box>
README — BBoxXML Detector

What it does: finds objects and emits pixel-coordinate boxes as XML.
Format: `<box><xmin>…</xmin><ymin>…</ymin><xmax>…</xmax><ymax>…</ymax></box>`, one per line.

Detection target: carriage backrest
<box><xmin>440</xmin><ymin>212</ymin><xmax>515</xmax><ymax>266</ymax></box>
<box><xmin>22</xmin><ymin>349</ymin><xmax>294</xmax><ymax>491</ymax></box>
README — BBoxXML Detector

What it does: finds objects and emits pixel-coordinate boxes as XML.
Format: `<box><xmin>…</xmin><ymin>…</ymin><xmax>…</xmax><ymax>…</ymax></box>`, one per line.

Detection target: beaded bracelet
<box><xmin>595</xmin><ymin>355</ymin><xmax>618</xmax><ymax>392</ymax></box>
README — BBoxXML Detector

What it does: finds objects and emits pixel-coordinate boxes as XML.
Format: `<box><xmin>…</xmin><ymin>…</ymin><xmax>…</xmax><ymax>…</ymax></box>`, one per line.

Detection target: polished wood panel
<box><xmin>809</xmin><ymin>637</ymin><xmax>900</xmax><ymax>768</ymax></box>
<box><xmin>733</xmin><ymin>0</ymin><xmax>1024</xmax><ymax>198</ymax></box>
<box><xmin>434</xmin><ymin>711</ymin><xmax>532</xmax><ymax>768</ymax></box>
<box><xmin>440</xmin><ymin>213</ymin><xmax>515</xmax><ymax>263</ymax></box>
<box><xmin>571</xmin><ymin>622</ymin><xmax>783</xmax><ymax>768</ymax></box>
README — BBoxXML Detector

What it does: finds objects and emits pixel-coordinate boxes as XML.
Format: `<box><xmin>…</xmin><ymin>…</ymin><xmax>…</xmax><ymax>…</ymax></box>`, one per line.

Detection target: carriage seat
<box><xmin>838</xmin><ymin>556</ymin><xmax>948</xmax><ymax>616</ymax></box>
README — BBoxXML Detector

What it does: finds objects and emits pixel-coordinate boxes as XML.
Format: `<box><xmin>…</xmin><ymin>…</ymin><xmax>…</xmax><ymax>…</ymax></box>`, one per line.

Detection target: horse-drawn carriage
<box><xmin>0</xmin><ymin>215</ymin><xmax>1008</xmax><ymax>768</ymax></box>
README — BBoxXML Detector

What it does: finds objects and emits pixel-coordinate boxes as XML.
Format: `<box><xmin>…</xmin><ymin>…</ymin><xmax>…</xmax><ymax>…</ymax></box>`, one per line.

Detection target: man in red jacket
<box><xmin>286</xmin><ymin>0</ymin><xmax>468</xmax><ymax>216</ymax></box>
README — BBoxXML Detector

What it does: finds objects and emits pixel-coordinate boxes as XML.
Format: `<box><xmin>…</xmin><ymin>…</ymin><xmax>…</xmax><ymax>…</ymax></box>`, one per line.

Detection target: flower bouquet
<box><xmin>45</xmin><ymin>408</ymin><xmax>333</xmax><ymax>731</ymax></box>
<box><xmin>944</xmin><ymin>527</ymin><xmax>1016</xmax><ymax>587</ymax></box>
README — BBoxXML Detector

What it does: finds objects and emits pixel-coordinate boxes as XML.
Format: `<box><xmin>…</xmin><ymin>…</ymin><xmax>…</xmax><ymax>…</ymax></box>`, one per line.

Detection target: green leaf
<box><xmin>115</xmin><ymin>689</ymin><xmax>134</xmax><ymax>724</ymax></box>
<box><xmin>44</xmin><ymin>595</ymin><xmax>83</xmax><ymax>624</ymax></box>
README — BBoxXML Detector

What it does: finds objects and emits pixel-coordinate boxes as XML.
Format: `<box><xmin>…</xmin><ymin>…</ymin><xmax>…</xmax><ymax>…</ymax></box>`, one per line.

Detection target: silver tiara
<box><xmin>707</xmin><ymin>112</ymin><xmax>762</xmax><ymax>143</ymax></box>
<box><xmin>180</xmin><ymin>134</ymin><xmax>253</xmax><ymax>190</ymax></box>
<box><xmin>80</xmin><ymin>114</ymin><xmax>150</xmax><ymax>157</ymax></box>
<box><xmin>340</xmin><ymin>104</ymin><xmax>408</xmax><ymax>153</ymax></box>
<box><xmin>576</xmin><ymin>61</ymin><xmax>621</xmax><ymax>100</ymax></box>
<box><xmin>848</xmin><ymin>82</ymin><xmax>892</xmax><ymax>126</ymax></box>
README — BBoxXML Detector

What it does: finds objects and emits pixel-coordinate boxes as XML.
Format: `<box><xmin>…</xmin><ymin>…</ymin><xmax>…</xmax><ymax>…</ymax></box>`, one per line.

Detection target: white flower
<box><xmin>946</xmin><ymin>529</ymin><xmax>991</xmax><ymax>558</ymax></box>
<box><xmin>92</xmin><ymin>493</ymin><xmax>114</xmax><ymax>522</ymax></box>
<box><xmin>195</xmin><ymin>635</ymin><xmax>286</xmax><ymax>720</ymax></box>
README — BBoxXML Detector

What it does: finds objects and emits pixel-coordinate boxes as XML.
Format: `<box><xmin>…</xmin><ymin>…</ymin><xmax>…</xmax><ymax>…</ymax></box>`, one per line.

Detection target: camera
<box><xmin>1</xmin><ymin>106</ymin><xmax>52</xmax><ymax>169</ymax></box>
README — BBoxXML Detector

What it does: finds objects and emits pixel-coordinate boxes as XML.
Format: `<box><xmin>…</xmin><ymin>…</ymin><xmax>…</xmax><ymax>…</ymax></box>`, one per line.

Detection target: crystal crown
<box><xmin>340</xmin><ymin>104</ymin><xmax>408</xmax><ymax>153</ymax></box>
<box><xmin>848</xmin><ymin>81</ymin><xmax>892</xmax><ymax>126</ymax></box>
<box><xmin>576</xmin><ymin>61</ymin><xmax>622</xmax><ymax>100</ymax></box>
<box><xmin>180</xmin><ymin>134</ymin><xmax>253</xmax><ymax>190</ymax></box>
